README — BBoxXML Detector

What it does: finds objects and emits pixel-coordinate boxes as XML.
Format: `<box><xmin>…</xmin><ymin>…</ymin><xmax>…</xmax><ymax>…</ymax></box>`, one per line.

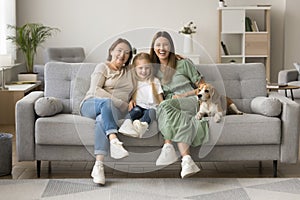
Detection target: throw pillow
<box><xmin>250</xmin><ymin>96</ymin><xmax>281</xmax><ymax>117</ymax></box>
<box><xmin>34</xmin><ymin>97</ymin><xmax>63</xmax><ymax>117</ymax></box>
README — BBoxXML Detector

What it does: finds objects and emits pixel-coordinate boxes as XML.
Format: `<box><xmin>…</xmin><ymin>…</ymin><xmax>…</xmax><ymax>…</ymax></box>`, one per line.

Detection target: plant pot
<box><xmin>18</xmin><ymin>73</ymin><xmax>38</xmax><ymax>82</ymax></box>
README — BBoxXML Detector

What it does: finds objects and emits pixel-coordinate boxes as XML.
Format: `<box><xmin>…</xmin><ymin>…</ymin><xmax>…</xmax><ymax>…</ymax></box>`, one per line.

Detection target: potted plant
<box><xmin>179</xmin><ymin>21</ymin><xmax>197</xmax><ymax>54</ymax></box>
<box><xmin>7</xmin><ymin>23</ymin><xmax>59</xmax><ymax>81</ymax></box>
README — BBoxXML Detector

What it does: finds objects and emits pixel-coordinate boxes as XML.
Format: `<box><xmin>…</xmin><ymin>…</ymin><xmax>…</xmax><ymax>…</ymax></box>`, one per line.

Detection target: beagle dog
<box><xmin>195</xmin><ymin>83</ymin><xmax>243</xmax><ymax>123</ymax></box>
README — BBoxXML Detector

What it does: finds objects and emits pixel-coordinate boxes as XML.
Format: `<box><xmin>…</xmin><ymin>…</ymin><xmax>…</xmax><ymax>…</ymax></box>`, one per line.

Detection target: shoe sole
<box><xmin>119</xmin><ymin>128</ymin><xmax>139</xmax><ymax>137</ymax></box>
<box><xmin>119</xmin><ymin>131</ymin><xmax>139</xmax><ymax>138</ymax></box>
<box><xmin>181</xmin><ymin>167</ymin><xmax>201</xmax><ymax>178</ymax></box>
<box><xmin>93</xmin><ymin>177</ymin><xmax>105</xmax><ymax>186</ymax></box>
<box><xmin>111</xmin><ymin>152</ymin><xmax>129</xmax><ymax>159</ymax></box>
<box><xmin>156</xmin><ymin>159</ymin><xmax>178</xmax><ymax>166</ymax></box>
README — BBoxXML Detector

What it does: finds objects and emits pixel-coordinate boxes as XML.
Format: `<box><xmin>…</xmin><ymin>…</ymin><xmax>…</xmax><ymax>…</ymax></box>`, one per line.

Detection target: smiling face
<box><xmin>153</xmin><ymin>36</ymin><xmax>171</xmax><ymax>64</ymax></box>
<box><xmin>135</xmin><ymin>59</ymin><xmax>152</xmax><ymax>80</ymax></box>
<box><xmin>110</xmin><ymin>42</ymin><xmax>131</xmax><ymax>69</ymax></box>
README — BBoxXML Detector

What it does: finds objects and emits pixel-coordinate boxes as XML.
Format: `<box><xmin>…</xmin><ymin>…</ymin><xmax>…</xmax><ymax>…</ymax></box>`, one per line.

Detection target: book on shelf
<box><xmin>245</xmin><ymin>17</ymin><xmax>253</xmax><ymax>32</ymax></box>
<box><xmin>251</xmin><ymin>20</ymin><xmax>259</xmax><ymax>32</ymax></box>
<box><xmin>267</xmin><ymin>83</ymin><xmax>279</xmax><ymax>89</ymax></box>
<box><xmin>267</xmin><ymin>83</ymin><xmax>288</xmax><ymax>89</ymax></box>
<box><xmin>221</xmin><ymin>41</ymin><xmax>230</xmax><ymax>55</ymax></box>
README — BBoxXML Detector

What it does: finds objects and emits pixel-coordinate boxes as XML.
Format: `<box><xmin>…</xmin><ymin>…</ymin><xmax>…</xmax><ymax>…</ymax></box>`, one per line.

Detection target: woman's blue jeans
<box><xmin>81</xmin><ymin>98</ymin><xmax>123</xmax><ymax>156</ymax></box>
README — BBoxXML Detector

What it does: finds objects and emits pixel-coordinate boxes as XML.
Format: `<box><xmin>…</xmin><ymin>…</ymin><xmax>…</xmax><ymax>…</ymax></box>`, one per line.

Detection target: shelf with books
<box><xmin>218</xmin><ymin>6</ymin><xmax>271</xmax><ymax>81</ymax></box>
<box><xmin>220</xmin><ymin>56</ymin><xmax>243</xmax><ymax>64</ymax></box>
<box><xmin>221</xmin><ymin>34</ymin><xmax>243</xmax><ymax>56</ymax></box>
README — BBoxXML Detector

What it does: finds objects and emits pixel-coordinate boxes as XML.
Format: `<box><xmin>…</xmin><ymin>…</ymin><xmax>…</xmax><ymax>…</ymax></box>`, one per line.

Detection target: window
<box><xmin>0</xmin><ymin>0</ymin><xmax>16</xmax><ymax>59</ymax></box>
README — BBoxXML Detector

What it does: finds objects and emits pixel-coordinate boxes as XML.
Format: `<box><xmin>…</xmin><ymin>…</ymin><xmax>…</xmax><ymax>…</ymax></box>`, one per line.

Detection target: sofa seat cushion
<box><xmin>35</xmin><ymin>114</ymin><xmax>95</xmax><ymax>146</ymax></box>
<box><xmin>35</xmin><ymin>114</ymin><xmax>163</xmax><ymax>146</ymax></box>
<box><xmin>206</xmin><ymin>114</ymin><xmax>281</xmax><ymax>145</ymax></box>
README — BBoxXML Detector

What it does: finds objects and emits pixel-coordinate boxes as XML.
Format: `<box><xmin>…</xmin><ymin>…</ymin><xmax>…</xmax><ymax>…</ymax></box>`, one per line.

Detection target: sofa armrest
<box><xmin>16</xmin><ymin>91</ymin><xmax>44</xmax><ymax>161</ymax></box>
<box><xmin>278</xmin><ymin>69</ymin><xmax>299</xmax><ymax>84</ymax></box>
<box><xmin>269</xmin><ymin>92</ymin><xmax>300</xmax><ymax>163</ymax></box>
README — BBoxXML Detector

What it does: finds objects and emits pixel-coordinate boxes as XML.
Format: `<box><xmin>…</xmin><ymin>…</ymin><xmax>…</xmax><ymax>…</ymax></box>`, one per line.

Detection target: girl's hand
<box><xmin>128</xmin><ymin>100</ymin><xmax>136</xmax><ymax>111</ymax></box>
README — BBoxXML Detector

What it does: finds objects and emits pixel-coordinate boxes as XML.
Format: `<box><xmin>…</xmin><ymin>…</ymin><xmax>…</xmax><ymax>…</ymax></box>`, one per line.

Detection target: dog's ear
<box><xmin>199</xmin><ymin>83</ymin><xmax>205</xmax><ymax>91</ymax></box>
<box><xmin>211</xmin><ymin>87</ymin><xmax>221</xmax><ymax>103</ymax></box>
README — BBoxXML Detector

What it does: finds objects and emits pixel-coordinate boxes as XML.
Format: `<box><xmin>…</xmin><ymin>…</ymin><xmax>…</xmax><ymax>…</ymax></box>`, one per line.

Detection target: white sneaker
<box><xmin>133</xmin><ymin>120</ymin><xmax>149</xmax><ymax>138</ymax></box>
<box><xmin>110</xmin><ymin>138</ymin><xmax>129</xmax><ymax>159</ymax></box>
<box><xmin>180</xmin><ymin>155</ymin><xmax>200</xmax><ymax>178</ymax></box>
<box><xmin>155</xmin><ymin>143</ymin><xmax>178</xmax><ymax>166</ymax></box>
<box><xmin>91</xmin><ymin>161</ymin><xmax>105</xmax><ymax>185</ymax></box>
<box><xmin>119</xmin><ymin>119</ymin><xmax>139</xmax><ymax>138</ymax></box>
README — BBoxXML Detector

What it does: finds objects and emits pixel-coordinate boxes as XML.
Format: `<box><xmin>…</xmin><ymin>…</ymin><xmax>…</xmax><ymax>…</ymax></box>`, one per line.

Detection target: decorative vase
<box><xmin>183</xmin><ymin>34</ymin><xmax>193</xmax><ymax>54</ymax></box>
<box><xmin>18</xmin><ymin>73</ymin><xmax>38</xmax><ymax>82</ymax></box>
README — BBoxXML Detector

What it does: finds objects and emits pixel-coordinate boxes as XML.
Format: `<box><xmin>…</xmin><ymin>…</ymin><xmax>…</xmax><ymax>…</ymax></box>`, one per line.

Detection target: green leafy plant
<box><xmin>7</xmin><ymin>23</ymin><xmax>60</xmax><ymax>73</ymax></box>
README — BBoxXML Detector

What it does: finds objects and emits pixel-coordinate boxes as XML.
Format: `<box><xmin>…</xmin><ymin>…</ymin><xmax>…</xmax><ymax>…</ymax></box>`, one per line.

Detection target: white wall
<box><xmin>284</xmin><ymin>0</ymin><xmax>300</xmax><ymax>70</ymax></box>
<box><xmin>16</xmin><ymin>0</ymin><xmax>287</xmax><ymax>82</ymax></box>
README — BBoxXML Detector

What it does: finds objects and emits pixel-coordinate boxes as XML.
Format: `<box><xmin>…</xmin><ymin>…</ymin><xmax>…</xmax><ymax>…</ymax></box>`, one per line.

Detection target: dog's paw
<box><xmin>214</xmin><ymin>114</ymin><xmax>222</xmax><ymax>123</ymax></box>
<box><xmin>237</xmin><ymin>111</ymin><xmax>243</xmax><ymax>115</ymax></box>
<box><xmin>195</xmin><ymin>113</ymin><xmax>202</xmax><ymax>120</ymax></box>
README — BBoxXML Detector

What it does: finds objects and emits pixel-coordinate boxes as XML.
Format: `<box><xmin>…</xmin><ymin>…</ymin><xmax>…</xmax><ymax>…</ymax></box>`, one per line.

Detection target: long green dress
<box><xmin>156</xmin><ymin>59</ymin><xmax>209</xmax><ymax>147</ymax></box>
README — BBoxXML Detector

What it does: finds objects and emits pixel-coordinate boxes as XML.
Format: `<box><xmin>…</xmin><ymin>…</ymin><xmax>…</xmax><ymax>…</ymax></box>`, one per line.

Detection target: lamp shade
<box><xmin>0</xmin><ymin>55</ymin><xmax>12</xmax><ymax>67</ymax></box>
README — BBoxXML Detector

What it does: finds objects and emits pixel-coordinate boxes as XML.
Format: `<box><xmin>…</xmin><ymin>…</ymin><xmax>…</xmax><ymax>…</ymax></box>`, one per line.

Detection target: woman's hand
<box><xmin>128</xmin><ymin>100</ymin><xmax>136</xmax><ymax>111</ymax></box>
<box><xmin>172</xmin><ymin>93</ymin><xmax>185</xmax><ymax>99</ymax></box>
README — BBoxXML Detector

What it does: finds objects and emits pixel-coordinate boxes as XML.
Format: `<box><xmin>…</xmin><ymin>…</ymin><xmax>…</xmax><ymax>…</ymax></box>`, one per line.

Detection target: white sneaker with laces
<box><xmin>110</xmin><ymin>138</ymin><xmax>129</xmax><ymax>159</ymax></box>
<box><xmin>91</xmin><ymin>161</ymin><xmax>105</xmax><ymax>185</ymax></box>
<box><xmin>155</xmin><ymin>143</ymin><xmax>178</xmax><ymax>166</ymax></box>
<box><xmin>180</xmin><ymin>155</ymin><xmax>200</xmax><ymax>178</ymax></box>
<box><xmin>119</xmin><ymin>119</ymin><xmax>139</xmax><ymax>137</ymax></box>
<box><xmin>133</xmin><ymin>120</ymin><xmax>149</xmax><ymax>138</ymax></box>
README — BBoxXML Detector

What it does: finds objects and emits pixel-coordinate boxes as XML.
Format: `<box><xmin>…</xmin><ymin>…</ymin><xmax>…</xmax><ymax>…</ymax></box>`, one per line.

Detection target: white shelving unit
<box><xmin>218</xmin><ymin>6</ymin><xmax>271</xmax><ymax>82</ymax></box>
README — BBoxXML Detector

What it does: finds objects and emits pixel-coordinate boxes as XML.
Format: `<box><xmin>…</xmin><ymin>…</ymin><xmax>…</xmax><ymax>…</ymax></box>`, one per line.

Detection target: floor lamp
<box><xmin>0</xmin><ymin>55</ymin><xmax>13</xmax><ymax>90</ymax></box>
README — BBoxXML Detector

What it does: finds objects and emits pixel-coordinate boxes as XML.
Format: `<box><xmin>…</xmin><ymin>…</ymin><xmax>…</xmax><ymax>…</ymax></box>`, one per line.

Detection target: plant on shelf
<box><xmin>179</xmin><ymin>21</ymin><xmax>197</xmax><ymax>35</ymax></box>
<box><xmin>7</xmin><ymin>23</ymin><xmax>60</xmax><ymax>73</ymax></box>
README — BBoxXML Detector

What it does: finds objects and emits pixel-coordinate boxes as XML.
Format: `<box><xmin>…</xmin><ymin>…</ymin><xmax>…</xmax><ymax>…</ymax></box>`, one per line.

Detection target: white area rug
<box><xmin>1</xmin><ymin>178</ymin><xmax>300</xmax><ymax>200</ymax></box>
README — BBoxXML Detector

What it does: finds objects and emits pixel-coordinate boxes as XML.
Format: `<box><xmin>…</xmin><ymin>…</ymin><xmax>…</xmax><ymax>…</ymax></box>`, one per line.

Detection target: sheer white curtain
<box><xmin>0</xmin><ymin>0</ymin><xmax>16</xmax><ymax>61</ymax></box>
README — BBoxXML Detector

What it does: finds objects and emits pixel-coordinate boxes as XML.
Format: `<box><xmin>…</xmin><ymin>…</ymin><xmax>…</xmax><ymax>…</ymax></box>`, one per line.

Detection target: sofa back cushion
<box><xmin>44</xmin><ymin>62</ymin><xmax>97</xmax><ymax>114</ymax></box>
<box><xmin>44</xmin><ymin>47</ymin><xmax>86</xmax><ymax>63</ymax></box>
<box><xmin>44</xmin><ymin>62</ymin><xmax>267</xmax><ymax>114</ymax></box>
<box><xmin>196</xmin><ymin>63</ymin><xmax>267</xmax><ymax>113</ymax></box>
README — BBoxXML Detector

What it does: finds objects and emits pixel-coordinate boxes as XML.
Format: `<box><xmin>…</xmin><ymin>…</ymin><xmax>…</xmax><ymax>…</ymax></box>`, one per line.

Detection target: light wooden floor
<box><xmin>1</xmin><ymin>125</ymin><xmax>300</xmax><ymax>179</ymax></box>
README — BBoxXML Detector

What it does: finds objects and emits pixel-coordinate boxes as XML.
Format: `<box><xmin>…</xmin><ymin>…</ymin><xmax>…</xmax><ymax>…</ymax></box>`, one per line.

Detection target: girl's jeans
<box><xmin>128</xmin><ymin>105</ymin><xmax>156</xmax><ymax>124</ymax></box>
<box><xmin>81</xmin><ymin>98</ymin><xmax>123</xmax><ymax>156</ymax></box>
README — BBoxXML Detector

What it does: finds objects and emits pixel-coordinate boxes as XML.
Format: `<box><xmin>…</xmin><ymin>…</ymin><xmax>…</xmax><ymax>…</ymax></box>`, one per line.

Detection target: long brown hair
<box><xmin>149</xmin><ymin>31</ymin><xmax>177</xmax><ymax>84</ymax></box>
<box><xmin>107</xmin><ymin>38</ymin><xmax>133</xmax><ymax>66</ymax></box>
<box><xmin>131</xmin><ymin>52</ymin><xmax>162</xmax><ymax>104</ymax></box>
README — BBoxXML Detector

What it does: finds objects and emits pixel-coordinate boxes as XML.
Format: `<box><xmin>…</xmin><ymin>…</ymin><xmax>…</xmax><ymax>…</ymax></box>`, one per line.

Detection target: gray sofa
<box><xmin>16</xmin><ymin>62</ymin><xmax>300</xmax><ymax>177</ymax></box>
<box><xmin>34</xmin><ymin>47</ymin><xmax>86</xmax><ymax>89</ymax></box>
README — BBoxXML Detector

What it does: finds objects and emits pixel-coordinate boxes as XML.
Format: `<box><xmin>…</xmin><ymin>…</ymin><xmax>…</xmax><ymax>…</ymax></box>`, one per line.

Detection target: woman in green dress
<box><xmin>149</xmin><ymin>31</ymin><xmax>209</xmax><ymax>178</ymax></box>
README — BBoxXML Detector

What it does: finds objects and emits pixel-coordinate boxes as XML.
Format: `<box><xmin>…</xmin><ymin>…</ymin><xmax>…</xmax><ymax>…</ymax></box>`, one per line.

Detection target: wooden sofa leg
<box><xmin>37</xmin><ymin>160</ymin><xmax>41</xmax><ymax>178</ymax></box>
<box><xmin>273</xmin><ymin>160</ymin><xmax>278</xmax><ymax>177</ymax></box>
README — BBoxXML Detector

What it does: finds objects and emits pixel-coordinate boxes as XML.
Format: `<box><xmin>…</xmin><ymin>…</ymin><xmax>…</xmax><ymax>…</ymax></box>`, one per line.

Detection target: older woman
<box><xmin>150</xmin><ymin>31</ymin><xmax>209</xmax><ymax>178</ymax></box>
<box><xmin>80</xmin><ymin>38</ymin><xmax>135</xmax><ymax>185</ymax></box>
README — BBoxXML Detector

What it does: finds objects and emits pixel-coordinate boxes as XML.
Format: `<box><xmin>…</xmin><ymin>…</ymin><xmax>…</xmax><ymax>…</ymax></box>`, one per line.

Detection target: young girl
<box><xmin>119</xmin><ymin>52</ymin><xmax>164</xmax><ymax>138</ymax></box>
